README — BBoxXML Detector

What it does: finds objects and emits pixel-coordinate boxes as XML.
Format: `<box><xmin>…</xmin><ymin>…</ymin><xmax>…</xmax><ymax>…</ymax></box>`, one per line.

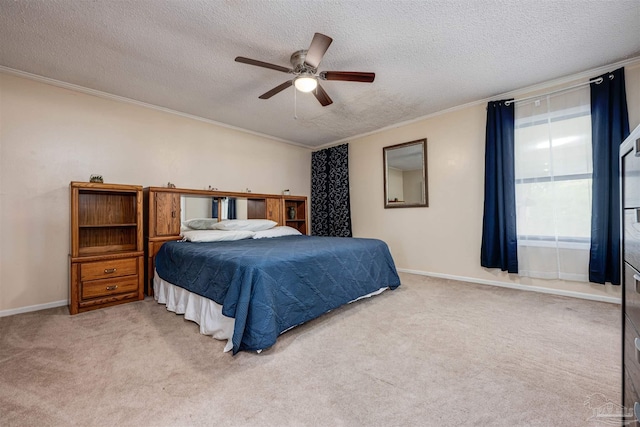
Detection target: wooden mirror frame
<box><xmin>383</xmin><ymin>138</ymin><xmax>428</xmax><ymax>208</ymax></box>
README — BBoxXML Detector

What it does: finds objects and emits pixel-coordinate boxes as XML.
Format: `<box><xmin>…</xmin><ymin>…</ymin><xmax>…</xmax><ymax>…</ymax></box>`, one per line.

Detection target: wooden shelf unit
<box><xmin>283</xmin><ymin>196</ymin><xmax>308</xmax><ymax>235</ymax></box>
<box><xmin>144</xmin><ymin>187</ymin><xmax>308</xmax><ymax>295</ymax></box>
<box><xmin>69</xmin><ymin>182</ymin><xmax>144</xmax><ymax>314</ymax></box>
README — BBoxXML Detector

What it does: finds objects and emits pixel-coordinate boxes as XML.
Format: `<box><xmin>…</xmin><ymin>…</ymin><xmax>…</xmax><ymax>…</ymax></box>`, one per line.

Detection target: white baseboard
<box><xmin>397</xmin><ymin>268</ymin><xmax>622</xmax><ymax>305</ymax></box>
<box><xmin>0</xmin><ymin>300</ymin><xmax>68</xmax><ymax>318</ymax></box>
<box><xmin>0</xmin><ymin>270</ymin><xmax>620</xmax><ymax>317</ymax></box>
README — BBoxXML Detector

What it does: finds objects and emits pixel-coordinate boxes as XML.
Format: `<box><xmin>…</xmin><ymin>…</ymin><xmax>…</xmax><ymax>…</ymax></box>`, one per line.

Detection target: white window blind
<box><xmin>514</xmin><ymin>86</ymin><xmax>592</xmax><ymax>281</ymax></box>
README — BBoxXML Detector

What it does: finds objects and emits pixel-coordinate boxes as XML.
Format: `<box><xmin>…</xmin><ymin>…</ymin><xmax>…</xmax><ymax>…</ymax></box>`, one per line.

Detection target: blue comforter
<box><xmin>155</xmin><ymin>235</ymin><xmax>400</xmax><ymax>354</ymax></box>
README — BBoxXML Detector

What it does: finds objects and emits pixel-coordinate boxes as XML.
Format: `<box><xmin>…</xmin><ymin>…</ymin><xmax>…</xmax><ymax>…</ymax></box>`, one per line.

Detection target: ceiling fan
<box><xmin>235</xmin><ymin>33</ymin><xmax>375</xmax><ymax>107</ymax></box>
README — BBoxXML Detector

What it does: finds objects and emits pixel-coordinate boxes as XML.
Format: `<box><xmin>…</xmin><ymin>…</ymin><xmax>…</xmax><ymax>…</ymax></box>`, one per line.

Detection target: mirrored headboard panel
<box><xmin>181</xmin><ymin>196</ymin><xmax>251</xmax><ymax>222</ymax></box>
<box><xmin>181</xmin><ymin>196</ymin><xmax>214</xmax><ymax>220</ymax></box>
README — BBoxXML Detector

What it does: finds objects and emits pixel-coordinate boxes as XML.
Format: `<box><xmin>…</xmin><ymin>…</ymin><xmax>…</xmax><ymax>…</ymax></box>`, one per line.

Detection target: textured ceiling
<box><xmin>1</xmin><ymin>0</ymin><xmax>640</xmax><ymax>148</ymax></box>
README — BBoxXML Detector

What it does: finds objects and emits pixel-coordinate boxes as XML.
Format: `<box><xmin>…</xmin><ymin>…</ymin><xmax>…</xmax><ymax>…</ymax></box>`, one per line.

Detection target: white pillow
<box><xmin>252</xmin><ymin>226</ymin><xmax>302</xmax><ymax>239</ymax></box>
<box><xmin>183</xmin><ymin>218</ymin><xmax>219</xmax><ymax>230</ymax></box>
<box><xmin>212</xmin><ymin>219</ymin><xmax>277</xmax><ymax>232</ymax></box>
<box><xmin>180</xmin><ymin>229</ymin><xmax>255</xmax><ymax>242</ymax></box>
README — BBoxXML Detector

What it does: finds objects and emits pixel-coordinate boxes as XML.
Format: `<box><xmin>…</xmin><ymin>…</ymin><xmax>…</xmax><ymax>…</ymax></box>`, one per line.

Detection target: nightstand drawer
<box><xmin>80</xmin><ymin>258</ymin><xmax>138</xmax><ymax>281</ymax></box>
<box><xmin>81</xmin><ymin>276</ymin><xmax>139</xmax><ymax>300</ymax></box>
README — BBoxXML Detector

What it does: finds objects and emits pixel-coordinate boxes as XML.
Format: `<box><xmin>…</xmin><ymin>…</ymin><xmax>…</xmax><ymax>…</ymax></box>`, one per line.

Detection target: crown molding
<box><xmin>316</xmin><ymin>56</ymin><xmax>640</xmax><ymax>150</ymax></box>
<box><xmin>0</xmin><ymin>65</ymin><xmax>311</xmax><ymax>150</ymax></box>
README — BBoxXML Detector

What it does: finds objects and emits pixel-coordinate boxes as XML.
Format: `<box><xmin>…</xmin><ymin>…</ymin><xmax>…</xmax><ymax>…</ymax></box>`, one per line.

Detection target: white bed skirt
<box><xmin>153</xmin><ymin>270</ymin><xmax>388</xmax><ymax>353</ymax></box>
<box><xmin>154</xmin><ymin>271</ymin><xmax>235</xmax><ymax>352</ymax></box>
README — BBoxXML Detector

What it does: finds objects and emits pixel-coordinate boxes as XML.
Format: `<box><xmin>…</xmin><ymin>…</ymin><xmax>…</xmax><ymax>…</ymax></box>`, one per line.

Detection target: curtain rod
<box><xmin>503</xmin><ymin>75</ymin><xmax>611</xmax><ymax>106</ymax></box>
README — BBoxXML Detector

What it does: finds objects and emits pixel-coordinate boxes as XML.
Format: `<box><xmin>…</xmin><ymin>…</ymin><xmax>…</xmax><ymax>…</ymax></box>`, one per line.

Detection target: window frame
<box><xmin>514</xmin><ymin>106</ymin><xmax>592</xmax><ymax>247</ymax></box>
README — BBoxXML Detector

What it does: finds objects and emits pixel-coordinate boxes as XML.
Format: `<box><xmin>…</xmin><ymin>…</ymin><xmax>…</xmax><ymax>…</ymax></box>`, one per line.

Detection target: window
<box><xmin>514</xmin><ymin>86</ymin><xmax>592</xmax><ymax>281</ymax></box>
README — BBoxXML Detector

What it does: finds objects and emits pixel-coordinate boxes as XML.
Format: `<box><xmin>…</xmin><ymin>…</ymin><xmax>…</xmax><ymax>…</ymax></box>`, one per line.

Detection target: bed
<box><xmin>154</xmin><ymin>233</ymin><xmax>401</xmax><ymax>354</ymax></box>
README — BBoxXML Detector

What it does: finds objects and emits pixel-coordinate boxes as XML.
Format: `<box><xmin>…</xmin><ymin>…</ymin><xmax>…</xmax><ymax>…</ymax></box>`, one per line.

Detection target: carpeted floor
<box><xmin>0</xmin><ymin>273</ymin><xmax>620</xmax><ymax>426</ymax></box>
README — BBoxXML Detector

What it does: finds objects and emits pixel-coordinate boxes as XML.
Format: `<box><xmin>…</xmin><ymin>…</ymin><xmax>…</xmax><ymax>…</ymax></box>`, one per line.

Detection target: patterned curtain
<box><xmin>311</xmin><ymin>143</ymin><xmax>352</xmax><ymax>237</ymax></box>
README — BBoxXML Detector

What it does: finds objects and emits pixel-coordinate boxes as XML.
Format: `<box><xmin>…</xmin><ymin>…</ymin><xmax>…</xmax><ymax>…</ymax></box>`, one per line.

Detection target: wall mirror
<box><xmin>383</xmin><ymin>138</ymin><xmax>428</xmax><ymax>208</ymax></box>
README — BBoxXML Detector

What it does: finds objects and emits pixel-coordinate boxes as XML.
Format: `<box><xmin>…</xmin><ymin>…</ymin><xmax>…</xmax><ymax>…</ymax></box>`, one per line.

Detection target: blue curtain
<box><xmin>212</xmin><ymin>198</ymin><xmax>218</xmax><ymax>218</ymax></box>
<box><xmin>211</xmin><ymin>198</ymin><xmax>236</xmax><ymax>219</ymax></box>
<box><xmin>481</xmin><ymin>100</ymin><xmax>518</xmax><ymax>273</ymax></box>
<box><xmin>589</xmin><ymin>67</ymin><xmax>629</xmax><ymax>285</ymax></box>
<box><xmin>228</xmin><ymin>198</ymin><xmax>237</xmax><ymax>220</ymax></box>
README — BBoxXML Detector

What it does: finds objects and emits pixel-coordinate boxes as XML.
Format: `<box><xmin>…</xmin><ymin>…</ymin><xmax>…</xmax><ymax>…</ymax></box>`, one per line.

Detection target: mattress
<box><xmin>155</xmin><ymin>235</ymin><xmax>401</xmax><ymax>353</ymax></box>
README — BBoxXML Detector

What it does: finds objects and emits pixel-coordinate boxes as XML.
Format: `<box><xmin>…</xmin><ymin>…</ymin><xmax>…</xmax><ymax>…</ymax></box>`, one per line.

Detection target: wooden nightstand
<box><xmin>69</xmin><ymin>182</ymin><xmax>144</xmax><ymax>314</ymax></box>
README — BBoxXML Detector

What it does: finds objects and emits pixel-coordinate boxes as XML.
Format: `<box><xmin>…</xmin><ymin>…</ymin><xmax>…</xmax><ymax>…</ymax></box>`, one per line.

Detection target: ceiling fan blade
<box><xmin>235</xmin><ymin>57</ymin><xmax>292</xmax><ymax>73</ymax></box>
<box><xmin>304</xmin><ymin>33</ymin><xmax>333</xmax><ymax>69</ymax></box>
<box><xmin>259</xmin><ymin>80</ymin><xmax>294</xmax><ymax>99</ymax></box>
<box><xmin>320</xmin><ymin>71</ymin><xmax>375</xmax><ymax>83</ymax></box>
<box><xmin>313</xmin><ymin>84</ymin><xmax>333</xmax><ymax>107</ymax></box>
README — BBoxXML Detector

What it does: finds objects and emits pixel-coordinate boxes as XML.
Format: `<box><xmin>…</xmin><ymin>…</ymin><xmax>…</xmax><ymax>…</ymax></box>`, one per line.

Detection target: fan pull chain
<box><xmin>294</xmin><ymin>86</ymin><xmax>298</xmax><ymax>120</ymax></box>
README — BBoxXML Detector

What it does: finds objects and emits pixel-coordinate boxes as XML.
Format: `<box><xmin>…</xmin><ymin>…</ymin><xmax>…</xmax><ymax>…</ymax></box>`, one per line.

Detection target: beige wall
<box><xmin>402</xmin><ymin>169</ymin><xmax>423</xmax><ymax>204</ymax></box>
<box><xmin>387</xmin><ymin>167</ymin><xmax>404</xmax><ymax>202</ymax></box>
<box><xmin>0</xmin><ymin>73</ymin><xmax>311</xmax><ymax>312</ymax></box>
<box><xmin>350</xmin><ymin>62</ymin><xmax>640</xmax><ymax>301</ymax></box>
<box><xmin>2</xmin><ymin>61</ymin><xmax>639</xmax><ymax>312</ymax></box>
<box><xmin>182</xmin><ymin>196</ymin><xmax>213</xmax><ymax>220</ymax></box>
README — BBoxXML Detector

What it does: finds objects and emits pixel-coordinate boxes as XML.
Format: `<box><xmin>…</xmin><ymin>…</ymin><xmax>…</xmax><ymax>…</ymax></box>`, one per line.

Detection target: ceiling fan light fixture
<box><xmin>294</xmin><ymin>76</ymin><xmax>317</xmax><ymax>93</ymax></box>
<box><xmin>236</xmin><ymin>33</ymin><xmax>372</xmax><ymax>107</ymax></box>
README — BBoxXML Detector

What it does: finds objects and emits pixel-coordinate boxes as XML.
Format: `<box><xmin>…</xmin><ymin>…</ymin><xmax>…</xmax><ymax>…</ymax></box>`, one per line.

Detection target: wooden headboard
<box><xmin>143</xmin><ymin>187</ymin><xmax>307</xmax><ymax>296</ymax></box>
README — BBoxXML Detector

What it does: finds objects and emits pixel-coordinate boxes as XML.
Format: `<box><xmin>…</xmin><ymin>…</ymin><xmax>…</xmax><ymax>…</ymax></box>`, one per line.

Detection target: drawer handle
<box><xmin>635</xmin><ymin>402</ymin><xmax>640</xmax><ymax>422</ymax></box>
<box><xmin>635</xmin><ymin>338</ymin><xmax>640</xmax><ymax>364</ymax></box>
<box><xmin>104</xmin><ymin>268</ymin><xmax>117</xmax><ymax>274</ymax></box>
<box><xmin>634</xmin><ymin>274</ymin><xmax>640</xmax><ymax>293</ymax></box>
<box><xmin>637</xmin><ymin>208</ymin><xmax>640</xmax><ymax>223</ymax></box>
<box><xmin>635</xmin><ymin>138</ymin><xmax>640</xmax><ymax>157</ymax></box>
<box><xmin>106</xmin><ymin>285</ymin><xmax>118</xmax><ymax>291</ymax></box>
